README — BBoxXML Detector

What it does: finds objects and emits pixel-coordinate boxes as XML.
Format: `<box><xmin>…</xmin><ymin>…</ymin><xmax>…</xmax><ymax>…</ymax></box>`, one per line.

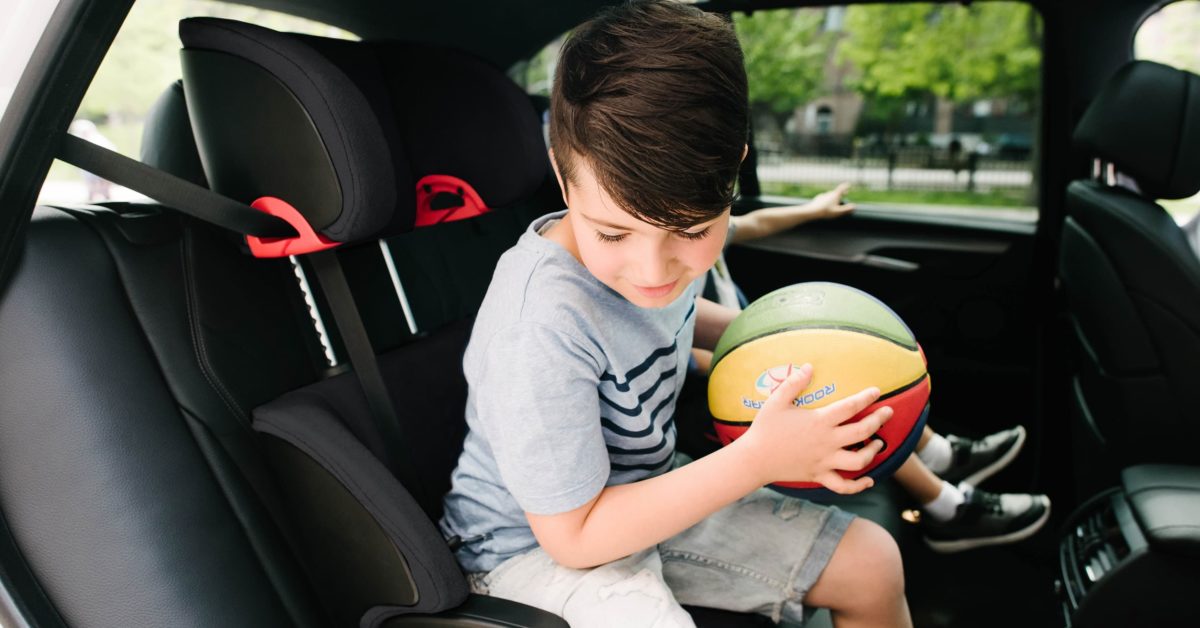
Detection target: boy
<box><xmin>441</xmin><ymin>2</ymin><xmax>909</xmax><ymax>626</ymax></box>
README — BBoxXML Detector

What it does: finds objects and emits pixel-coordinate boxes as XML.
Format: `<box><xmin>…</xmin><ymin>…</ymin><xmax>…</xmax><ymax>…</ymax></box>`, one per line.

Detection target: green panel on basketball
<box><xmin>708</xmin><ymin>282</ymin><xmax>931</xmax><ymax>498</ymax></box>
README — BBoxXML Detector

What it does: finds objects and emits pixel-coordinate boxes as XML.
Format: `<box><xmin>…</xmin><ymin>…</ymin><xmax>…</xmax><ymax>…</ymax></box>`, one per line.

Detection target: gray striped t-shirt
<box><xmin>439</xmin><ymin>210</ymin><xmax>698</xmax><ymax>573</ymax></box>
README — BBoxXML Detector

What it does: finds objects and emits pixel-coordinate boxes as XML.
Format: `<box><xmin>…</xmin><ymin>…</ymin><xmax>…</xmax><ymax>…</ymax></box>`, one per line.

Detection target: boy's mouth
<box><xmin>633</xmin><ymin>280</ymin><xmax>678</xmax><ymax>299</ymax></box>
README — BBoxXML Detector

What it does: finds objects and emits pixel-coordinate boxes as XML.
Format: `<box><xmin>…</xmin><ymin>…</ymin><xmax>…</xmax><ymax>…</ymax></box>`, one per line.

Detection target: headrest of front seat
<box><xmin>1073</xmin><ymin>60</ymin><xmax>1200</xmax><ymax>200</ymax></box>
<box><xmin>178</xmin><ymin>18</ymin><xmax>548</xmax><ymax>244</ymax></box>
<box><xmin>140</xmin><ymin>80</ymin><xmax>208</xmax><ymax>187</ymax></box>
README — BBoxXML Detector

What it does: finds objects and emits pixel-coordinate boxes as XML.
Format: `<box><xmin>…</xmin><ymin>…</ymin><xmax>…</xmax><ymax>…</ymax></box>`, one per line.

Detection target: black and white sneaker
<box><xmin>923</xmin><ymin>488</ymin><xmax>1051</xmax><ymax>553</ymax></box>
<box><xmin>939</xmin><ymin>425</ymin><xmax>1027</xmax><ymax>486</ymax></box>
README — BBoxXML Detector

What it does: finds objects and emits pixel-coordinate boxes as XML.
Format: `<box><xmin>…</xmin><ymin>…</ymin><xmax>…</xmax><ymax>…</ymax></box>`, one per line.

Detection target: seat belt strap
<box><xmin>306</xmin><ymin>251</ymin><xmax>428</xmax><ymax>506</ymax></box>
<box><xmin>57</xmin><ymin>133</ymin><xmax>296</xmax><ymax>238</ymax></box>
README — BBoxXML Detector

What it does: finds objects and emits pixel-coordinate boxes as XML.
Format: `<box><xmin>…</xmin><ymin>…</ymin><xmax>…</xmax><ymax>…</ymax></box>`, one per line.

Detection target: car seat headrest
<box><xmin>178</xmin><ymin>17</ymin><xmax>548</xmax><ymax>244</ymax></box>
<box><xmin>1073</xmin><ymin>60</ymin><xmax>1200</xmax><ymax>200</ymax></box>
<box><xmin>140</xmin><ymin>81</ymin><xmax>208</xmax><ymax>187</ymax></box>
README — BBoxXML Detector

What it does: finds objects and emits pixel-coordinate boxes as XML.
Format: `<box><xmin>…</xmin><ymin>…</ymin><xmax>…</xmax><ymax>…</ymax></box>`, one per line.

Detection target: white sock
<box><xmin>917</xmin><ymin>433</ymin><xmax>953</xmax><ymax>474</ymax></box>
<box><xmin>922</xmin><ymin>481</ymin><xmax>965</xmax><ymax>522</ymax></box>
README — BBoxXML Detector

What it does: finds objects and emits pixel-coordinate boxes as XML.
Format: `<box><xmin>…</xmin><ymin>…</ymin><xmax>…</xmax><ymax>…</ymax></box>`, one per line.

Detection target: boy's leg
<box><xmin>805</xmin><ymin>518</ymin><xmax>912</xmax><ymax>628</ymax></box>
<box><xmin>480</xmin><ymin>546</ymin><xmax>696</xmax><ymax>628</ymax></box>
<box><xmin>659</xmin><ymin>488</ymin><xmax>906</xmax><ymax>626</ymax></box>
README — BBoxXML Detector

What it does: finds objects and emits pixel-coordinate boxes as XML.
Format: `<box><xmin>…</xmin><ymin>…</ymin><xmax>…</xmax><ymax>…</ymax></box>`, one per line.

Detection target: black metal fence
<box><xmin>756</xmin><ymin>145</ymin><xmax>1032</xmax><ymax>194</ymax></box>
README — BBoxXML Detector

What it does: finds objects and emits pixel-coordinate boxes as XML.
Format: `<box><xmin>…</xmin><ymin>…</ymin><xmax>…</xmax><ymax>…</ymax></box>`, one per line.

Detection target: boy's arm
<box><xmin>731</xmin><ymin>182</ymin><xmax>854</xmax><ymax>244</ymax></box>
<box><xmin>693</xmin><ymin>297</ymin><xmax>739</xmax><ymax>351</ymax></box>
<box><xmin>527</xmin><ymin>366</ymin><xmax>891</xmax><ymax>569</ymax></box>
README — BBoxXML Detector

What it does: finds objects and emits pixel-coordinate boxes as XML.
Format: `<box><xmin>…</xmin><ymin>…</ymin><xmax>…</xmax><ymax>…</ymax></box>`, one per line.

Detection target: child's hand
<box><xmin>739</xmin><ymin>363</ymin><xmax>893</xmax><ymax>495</ymax></box>
<box><xmin>810</xmin><ymin>182</ymin><xmax>856</xmax><ymax>220</ymax></box>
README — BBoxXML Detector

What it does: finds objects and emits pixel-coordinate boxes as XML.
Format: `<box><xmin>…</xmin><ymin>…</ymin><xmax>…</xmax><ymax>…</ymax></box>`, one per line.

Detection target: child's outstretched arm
<box><xmin>731</xmin><ymin>182</ymin><xmax>855</xmax><ymax>243</ymax></box>
<box><xmin>527</xmin><ymin>365</ymin><xmax>891</xmax><ymax>569</ymax></box>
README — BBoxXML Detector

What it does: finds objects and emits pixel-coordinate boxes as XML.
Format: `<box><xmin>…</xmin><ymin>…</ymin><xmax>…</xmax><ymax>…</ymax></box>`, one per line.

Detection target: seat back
<box><xmin>0</xmin><ymin>203</ymin><xmax>329</xmax><ymax>626</ymax></box>
<box><xmin>1059</xmin><ymin>60</ymin><xmax>1200</xmax><ymax>485</ymax></box>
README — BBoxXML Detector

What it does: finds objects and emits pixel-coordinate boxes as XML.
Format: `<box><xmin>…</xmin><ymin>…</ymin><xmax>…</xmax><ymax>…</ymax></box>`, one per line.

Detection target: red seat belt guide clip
<box><xmin>246</xmin><ymin>196</ymin><xmax>341</xmax><ymax>258</ymax></box>
<box><xmin>414</xmin><ymin>174</ymin><xmax>490</xmax><ymax>227</ymax></box>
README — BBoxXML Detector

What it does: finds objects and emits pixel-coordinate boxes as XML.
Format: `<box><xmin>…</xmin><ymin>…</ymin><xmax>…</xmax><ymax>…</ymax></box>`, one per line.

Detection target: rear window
<box><xmin>736</xmin><ymin>3</ymin><xmax>1041</xmax><ymax>221</ymax></box>
<box><xmin>1134</xmin><ymin>0</ymin><xmax>1200</xmax><ymax>222</ymax></box>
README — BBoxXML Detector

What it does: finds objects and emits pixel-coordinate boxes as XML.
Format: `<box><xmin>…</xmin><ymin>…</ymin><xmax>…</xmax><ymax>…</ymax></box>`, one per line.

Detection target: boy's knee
<box><xmin>843</xmin><ymin>519</ymin><xmax>906</xmax><ymax>597</ymax></box>
<box><xmin>821</xmin><ymin>518</ymin><xmax>905</xmax><ymax>601</ymax></box>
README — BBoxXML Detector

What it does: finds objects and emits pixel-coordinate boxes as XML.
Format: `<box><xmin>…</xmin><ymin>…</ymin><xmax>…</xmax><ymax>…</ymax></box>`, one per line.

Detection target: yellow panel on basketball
<box><xmin>708</xmin><ymin>328</ymin><xmax>926</xmax><ymax>423</ymax></box>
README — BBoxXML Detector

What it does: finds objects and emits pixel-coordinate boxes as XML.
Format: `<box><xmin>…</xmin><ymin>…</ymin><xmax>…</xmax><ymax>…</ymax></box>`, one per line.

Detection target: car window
<box><xmin>1134</xmin><ymin>0</ymin><xmax>1200</xmax><ymax>223</ymax></box>
<box><xmin>38</xmin><ymin>0</ymin><xmax>354</xmax><ymax>206</ymax></box>
<box><xmin>736</xmin><ymin>3</ymin><xmax>1041</xmax><ymax>222</ymax></box>
<box><xmin>0</xmin><ymin>0</ymin><xmax>61</xmax><ymax>123</ymax></box>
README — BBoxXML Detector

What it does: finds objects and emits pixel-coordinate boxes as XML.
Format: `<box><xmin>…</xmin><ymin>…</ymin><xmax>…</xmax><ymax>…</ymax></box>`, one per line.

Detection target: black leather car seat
<box><xmin>0</xmin><ymin>105</ymin><xmax>336</xmax><ymax>628</ymax></box>
<box><xmin>1059</xmin><ymin>60</ymin><xmax>1200</xmax><ymax>490</ymax></box>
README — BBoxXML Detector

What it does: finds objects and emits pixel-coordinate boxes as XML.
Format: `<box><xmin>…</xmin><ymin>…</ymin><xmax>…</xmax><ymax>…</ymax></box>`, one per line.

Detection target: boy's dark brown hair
<box><xmin>549</xmin><ymin>0</ymin><xmax>748</xmax><ymax>228</ymax></box>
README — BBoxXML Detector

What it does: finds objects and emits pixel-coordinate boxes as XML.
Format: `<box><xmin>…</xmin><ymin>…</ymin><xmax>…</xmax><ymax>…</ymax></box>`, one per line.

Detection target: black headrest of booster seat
<box><xmin>1073</xmin><ymin>60</ymin><xmax>1200</xmax><ymax>200</ymax></box>
<box><xmin>178</xmin><ymin>17</ymin><xmax>549</xmax><ymax>253</ymax></box>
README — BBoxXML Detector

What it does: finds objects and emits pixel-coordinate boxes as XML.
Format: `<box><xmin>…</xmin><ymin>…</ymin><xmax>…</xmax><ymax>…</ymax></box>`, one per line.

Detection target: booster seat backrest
<box><xmin>175</xmin><ymin>18</ymin><xmax>561</xmax><ymax>626</ymax></box>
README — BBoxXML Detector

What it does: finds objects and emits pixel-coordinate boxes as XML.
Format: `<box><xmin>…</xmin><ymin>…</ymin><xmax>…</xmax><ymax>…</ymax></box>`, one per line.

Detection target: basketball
<box><xmin>708</xmin><ymin>282</ymin><xmax>930</xmax><ymax>497</ymax></box>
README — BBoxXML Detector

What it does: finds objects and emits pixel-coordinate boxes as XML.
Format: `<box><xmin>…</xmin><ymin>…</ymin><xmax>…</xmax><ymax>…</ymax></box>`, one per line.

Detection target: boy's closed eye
<box><xmin>593</xmin><ymin>226</ymin><xmax>712</xmax><ymax>244</ymax></box>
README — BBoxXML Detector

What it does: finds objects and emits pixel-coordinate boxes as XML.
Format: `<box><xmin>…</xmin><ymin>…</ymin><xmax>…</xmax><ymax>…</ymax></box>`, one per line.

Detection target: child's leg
<box><xmin>661</xmin><ymin>488</ymin><xmax>903</xmax><ymax>626</ymax></box>
<box><xmin>804</xmin><ymin>518</ymin><xmax>912</xmax><ymax>628</ymax></box>
<box><xmin>894</xmin><ymin>453</ymin><xmax>947</xmax><ymax>504</ymax></box>
<box><xmin>481</xmin><ymin>546</ymin><xmax>696</xmax><ymax>628</ymax></box>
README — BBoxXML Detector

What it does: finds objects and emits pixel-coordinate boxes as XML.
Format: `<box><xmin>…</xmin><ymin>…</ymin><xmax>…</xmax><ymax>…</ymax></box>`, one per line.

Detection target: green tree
<box><xmin>735</xmin><ymin>10</ymin><xmax>832</xmax><ymax>134</ymax></box>
<box><xmin>838</xmin><ymin>2</ymin><xmax>1041</xmax><ymax>105</ymax></box>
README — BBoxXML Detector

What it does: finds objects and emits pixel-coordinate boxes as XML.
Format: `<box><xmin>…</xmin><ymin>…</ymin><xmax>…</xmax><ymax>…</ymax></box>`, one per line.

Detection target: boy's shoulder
<box><xmin>480</xmin><ymin>225</ymin><xmax>618</xmax><ymax>338</ymax></box>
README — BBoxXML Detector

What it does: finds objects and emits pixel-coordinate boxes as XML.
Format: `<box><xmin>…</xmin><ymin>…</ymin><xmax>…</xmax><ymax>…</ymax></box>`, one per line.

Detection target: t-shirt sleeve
<box><xmin>473</xmin><ymin>323</ymin><xmax>609</xmax><ymax>515</ymax></box>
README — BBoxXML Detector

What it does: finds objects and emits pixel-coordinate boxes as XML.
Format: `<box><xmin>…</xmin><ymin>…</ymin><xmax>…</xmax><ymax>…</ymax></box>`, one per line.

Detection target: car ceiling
<box><xmin>226</xmin><ymin>0</ymin><xmax>614</xmax><ymax>67</ymax></box>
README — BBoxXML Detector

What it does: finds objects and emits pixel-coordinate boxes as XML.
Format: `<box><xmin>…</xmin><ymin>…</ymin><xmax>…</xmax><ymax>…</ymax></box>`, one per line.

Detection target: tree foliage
<box><xmin>837</xmin><ymin>2</ymin><xmax>1041</xmax><ymax>104</ymax></box>
<box><xmin>735</xmin><ymin>10</ymin><xmax>832</xmax><ymax>116</ymax></box>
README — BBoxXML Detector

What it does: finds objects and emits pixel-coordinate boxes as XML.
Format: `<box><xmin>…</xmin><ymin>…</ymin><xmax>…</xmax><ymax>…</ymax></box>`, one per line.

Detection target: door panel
<box><xmin>725</xmin><ymin>203</ymin><xmax>1038</xmax><ymax>441</ymax></box>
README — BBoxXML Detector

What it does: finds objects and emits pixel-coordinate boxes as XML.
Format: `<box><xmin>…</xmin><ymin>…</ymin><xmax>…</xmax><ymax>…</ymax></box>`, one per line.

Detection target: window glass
<box><xmin>39</xmin><ymin>0</ymin><xmax>355</xmax><ymax>205</ymax></box>
<box><xmin>1134</xmin><ymin>0</ymin><xmax>1200</xmax><ymax>223</ymax></box>
<box><xmin>736</xmin><ymin>3</ymin><xmax>1042</xmax><ymax>221</ymax></box>
<box><xmin>0</xmin><ymin>0</ymin><xmax>60</xmax><ymax>122</ymax></box>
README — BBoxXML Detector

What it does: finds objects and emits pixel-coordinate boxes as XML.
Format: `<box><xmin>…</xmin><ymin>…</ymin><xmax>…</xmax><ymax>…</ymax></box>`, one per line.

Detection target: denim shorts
<box><xmin>468</xmin><ymin>487</ymin><xmax>854</xmax><ymax>627</ymax></box>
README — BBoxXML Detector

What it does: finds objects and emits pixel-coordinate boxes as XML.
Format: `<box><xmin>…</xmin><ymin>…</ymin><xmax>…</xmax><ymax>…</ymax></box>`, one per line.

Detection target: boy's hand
<box><xmin>738</xmin><ymin>364</ymin><xmax>893</xmax><ymax>495</ymax></box>
<box><xmin>810</xmin><ymin>182</ymin><xmax>856</xmax><ymax>220</ymax></box>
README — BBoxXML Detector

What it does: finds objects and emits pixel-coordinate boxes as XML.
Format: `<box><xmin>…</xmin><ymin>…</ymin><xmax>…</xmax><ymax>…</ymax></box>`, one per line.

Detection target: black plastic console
<box><xmin>1056</xmin><ymin>465</ymin><xmax>1200</xmax><ymax>627</ymax></box>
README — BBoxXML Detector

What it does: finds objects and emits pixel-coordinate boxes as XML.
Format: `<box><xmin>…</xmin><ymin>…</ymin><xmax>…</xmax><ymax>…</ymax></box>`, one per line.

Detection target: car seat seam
<box><xmin>180</xmin><ymin>226</ymin><xmax>248</xmax><ymax>425</ymax></box>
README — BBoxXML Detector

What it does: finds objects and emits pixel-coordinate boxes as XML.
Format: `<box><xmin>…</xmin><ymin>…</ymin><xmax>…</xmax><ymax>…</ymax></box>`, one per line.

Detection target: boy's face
<box><xmin>548</xmin><ymin>154</ymin><xmax>729</xmax><ymax>308</ymax></box>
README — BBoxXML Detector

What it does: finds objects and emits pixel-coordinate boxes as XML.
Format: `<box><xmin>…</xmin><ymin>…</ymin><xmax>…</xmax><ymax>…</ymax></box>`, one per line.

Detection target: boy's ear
<box><xmin>741</xmin><ymin>143</ymin><xmax>749</xmax><ymax>163</ymax></box>
<box><xmin>548</xmin><ymin>148</ymin><xmax>570</xmax><ymax>207</ymax></box>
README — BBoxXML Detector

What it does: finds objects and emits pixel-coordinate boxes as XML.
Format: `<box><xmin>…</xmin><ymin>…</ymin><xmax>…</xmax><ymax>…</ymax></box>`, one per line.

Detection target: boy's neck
<box><xmin>542</xmin><ymin>210</ymin><xmax>582</xmax><ymax>264</ymax></box>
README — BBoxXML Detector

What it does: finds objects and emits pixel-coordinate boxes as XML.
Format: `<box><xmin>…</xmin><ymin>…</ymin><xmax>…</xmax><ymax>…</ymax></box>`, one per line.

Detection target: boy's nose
<box><xmin>634</xmin><ymin>242</ymin><xmax>676</xmax><ymax>285</ymax></box>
